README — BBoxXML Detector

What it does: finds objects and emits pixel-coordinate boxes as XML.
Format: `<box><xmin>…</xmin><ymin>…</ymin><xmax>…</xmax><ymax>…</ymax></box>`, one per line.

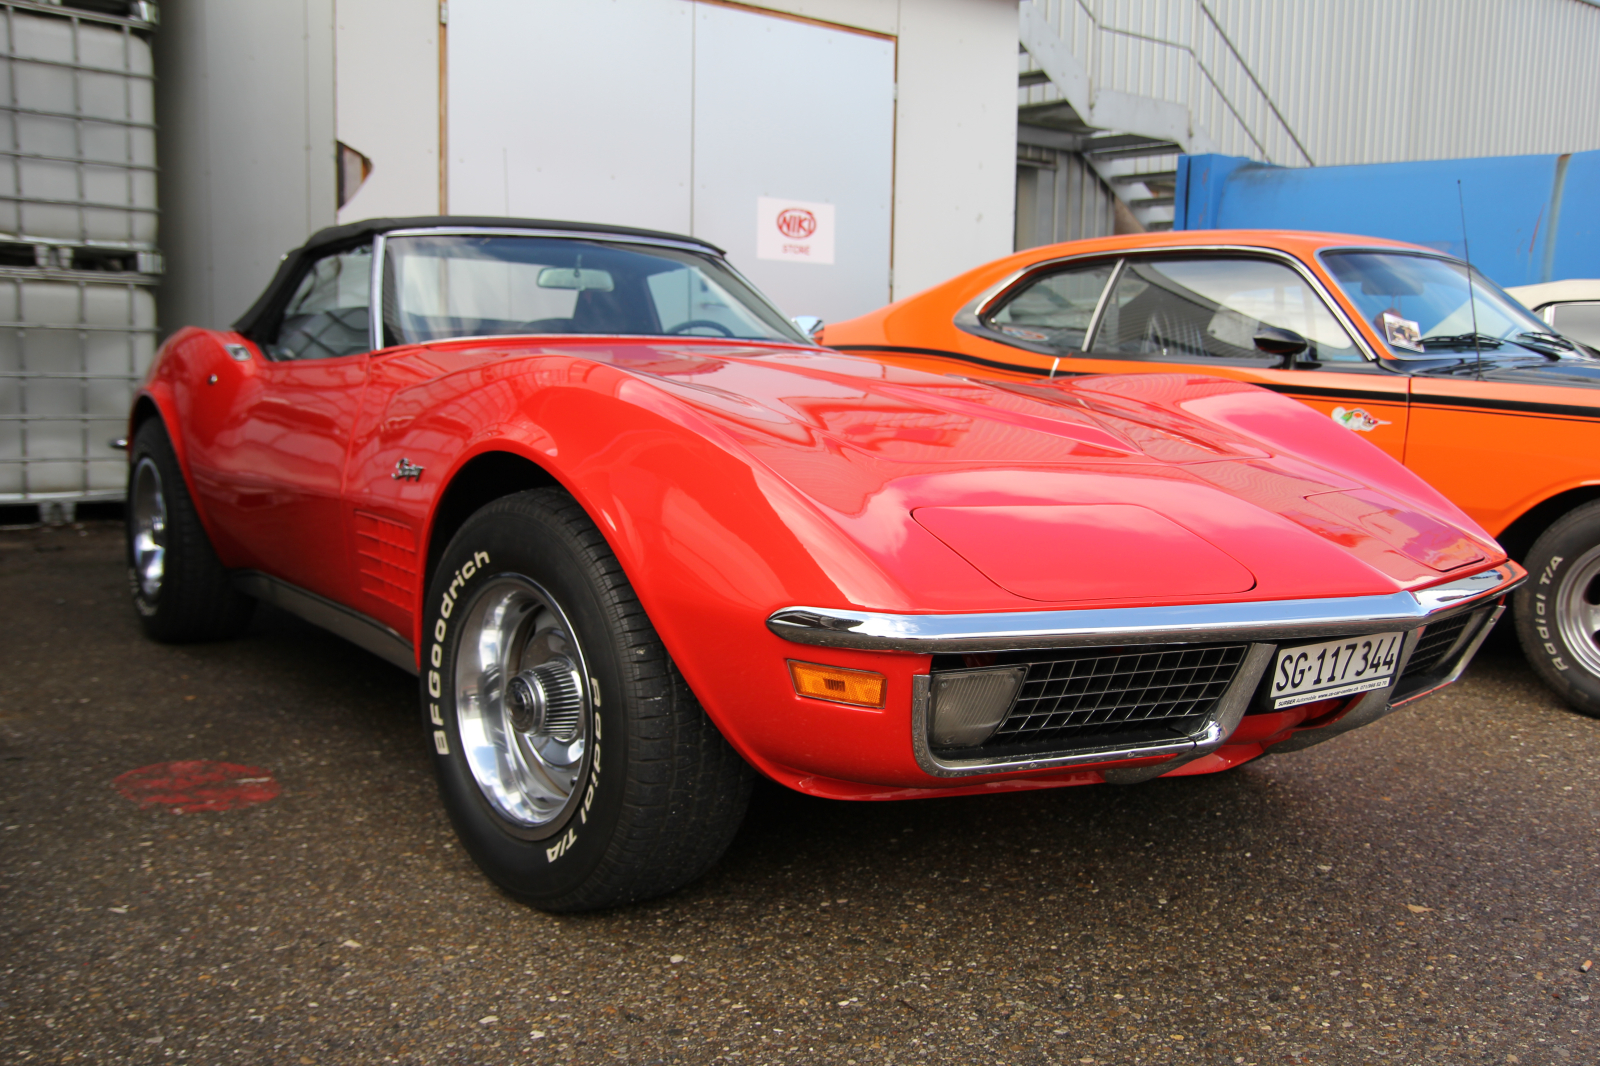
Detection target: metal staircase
<box><xmin>1017</xmin><ymin>0</ymin><xmax>1308</xmax><ymax>236</ymax></box>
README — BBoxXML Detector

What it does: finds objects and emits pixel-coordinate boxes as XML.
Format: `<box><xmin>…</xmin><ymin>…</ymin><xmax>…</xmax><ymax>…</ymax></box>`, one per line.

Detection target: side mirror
<box><xmin>791</xmin><ymin>315</ymin><xmax>825</xmax><ymax>342</ymax></box>
<box><xmin>1253</xmin><ymin>326</ymin><xmax>1308</xmax><ymax>358</ymax></box>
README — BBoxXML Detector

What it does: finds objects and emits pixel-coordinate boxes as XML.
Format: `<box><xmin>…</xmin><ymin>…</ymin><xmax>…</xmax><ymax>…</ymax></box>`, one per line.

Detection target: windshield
<box><xmin>1321</xmin><ymin>251</ymin><xmax>1555</xmax><ymax>356</ymax></box>
<box><xmin>382</xmin><ymin>235</ymin><xmax>806</xmax><ymax>346</ymax></box>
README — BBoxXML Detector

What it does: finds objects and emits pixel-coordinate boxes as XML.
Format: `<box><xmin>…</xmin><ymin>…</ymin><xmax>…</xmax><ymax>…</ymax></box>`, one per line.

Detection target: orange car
<box><xmin>823</xmin><ymin>230</ymin><xmax>1600</xmax><ymax>717</ymax></box>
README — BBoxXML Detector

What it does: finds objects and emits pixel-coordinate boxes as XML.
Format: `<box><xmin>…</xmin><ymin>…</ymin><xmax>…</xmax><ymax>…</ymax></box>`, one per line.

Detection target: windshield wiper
<box><xmin>1512</xmin><ymin>331</ymin><xmax>1576</xmax><ymax>358</ymax></box>
<box><xmin>1419</xmin><ymin>333</ymin><xmax>1504</xmax><ymax>351</ymax></box>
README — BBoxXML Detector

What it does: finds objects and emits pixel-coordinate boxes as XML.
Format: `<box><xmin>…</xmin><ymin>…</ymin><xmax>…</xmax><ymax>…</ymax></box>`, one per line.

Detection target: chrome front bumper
<box><xmin>767</xmin><ymin>563</ymin><xmax>1523</xmax><ymax>779</ymax></box>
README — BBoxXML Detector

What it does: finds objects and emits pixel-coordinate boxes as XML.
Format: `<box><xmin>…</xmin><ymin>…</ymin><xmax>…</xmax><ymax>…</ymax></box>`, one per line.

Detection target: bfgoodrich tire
<box><xmin>1515</xmin><ymin>499</ymin><xmax>1600</xmax><ymax>718</ymax></box>
<box><xmin>422</xmin><ymin>489</ymin><xmax>754</xmax><ymax>911</ymax></box>
<box><xmin>125</xmin><ymin>419</ymin><xmax>255</xmax><ymax>643</ymax></box>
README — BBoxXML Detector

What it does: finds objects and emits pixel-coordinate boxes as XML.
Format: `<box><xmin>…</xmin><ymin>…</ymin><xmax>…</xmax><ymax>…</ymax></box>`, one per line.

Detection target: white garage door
<box><xmin>447</xmin><ymin>0</ymin><xmax>894</xmax><ymax>323</ymax></box>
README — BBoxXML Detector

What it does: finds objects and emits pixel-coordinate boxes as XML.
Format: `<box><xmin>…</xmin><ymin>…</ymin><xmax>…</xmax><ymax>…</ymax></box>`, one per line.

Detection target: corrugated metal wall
<box><xmin>1022</xmin><ymin>0</ymin><xmax>1600</xmax><ymax>168</ymax></box>
<box><xmin>1016</xmin><ymin>143</ymin><xmax>1117</xmax><ymax>248</ymax></box>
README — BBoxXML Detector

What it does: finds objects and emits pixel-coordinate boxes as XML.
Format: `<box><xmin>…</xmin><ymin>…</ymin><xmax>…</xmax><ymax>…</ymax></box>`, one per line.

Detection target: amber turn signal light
<box><xmin>787</xmin><ymin>660</ymin><xmax>887</xmax><ymax>708</ymax></box>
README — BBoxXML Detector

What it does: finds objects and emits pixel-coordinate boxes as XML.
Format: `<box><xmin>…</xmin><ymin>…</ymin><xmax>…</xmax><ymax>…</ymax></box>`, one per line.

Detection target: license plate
<box><xmin>1269</xmin><ymin>632</ymin><xmax>1404</xmax><ymax>709</ymax></box>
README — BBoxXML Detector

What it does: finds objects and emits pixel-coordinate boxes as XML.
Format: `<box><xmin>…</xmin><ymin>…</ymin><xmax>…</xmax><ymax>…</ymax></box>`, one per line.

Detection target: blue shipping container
<box><xmin>1173</xmin><ymin>150</ymin><xmax>1600</xmax><ymax>289</ymax></box>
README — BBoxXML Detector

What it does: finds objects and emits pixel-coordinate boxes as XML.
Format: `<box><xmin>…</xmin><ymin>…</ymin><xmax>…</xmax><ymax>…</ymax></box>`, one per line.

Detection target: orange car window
<box><xmin>986</xmin><ymin>261</ymin><xmax>1114</xmax><ymax>351</ymax></box>
<box><xmin>1321</xmin><ymin>251</ymin><xmax>1549</xmax><ymax>357</ymax></box>
<box><xmin>1092</xmin><ymin>257</ymin><xmax>1359</xmax><ymax>366</ymax></box>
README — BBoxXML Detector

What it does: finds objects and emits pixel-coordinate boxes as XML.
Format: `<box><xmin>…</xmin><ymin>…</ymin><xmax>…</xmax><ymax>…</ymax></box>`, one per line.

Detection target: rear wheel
<box><xmin>1515</xmin><ymin>500</ymin><xmax>1600</xmax><ymax>718</ymax></box>
<box><xmin>125</xmin><ymin>419</ymin><xmax>254</xmax><ymax>642</ymax></box>
<box><xmin>424</xmin><ymin>489</ymin><xmax>753</xmax><ymax>911</ymax></box>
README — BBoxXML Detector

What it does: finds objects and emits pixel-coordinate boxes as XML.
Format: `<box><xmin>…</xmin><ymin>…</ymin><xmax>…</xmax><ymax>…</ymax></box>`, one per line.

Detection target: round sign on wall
<box><xmin>775</xmin><ymin>208</ymin><xmax>817</xmax><ymax>239</ymax></box>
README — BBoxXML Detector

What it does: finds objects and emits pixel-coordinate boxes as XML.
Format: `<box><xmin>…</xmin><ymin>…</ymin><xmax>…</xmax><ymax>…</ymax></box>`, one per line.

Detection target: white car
<box><xmin>1505</xmin><ymin>279</ymin><xmax>1600</xmax><ymax>348</ymax></box>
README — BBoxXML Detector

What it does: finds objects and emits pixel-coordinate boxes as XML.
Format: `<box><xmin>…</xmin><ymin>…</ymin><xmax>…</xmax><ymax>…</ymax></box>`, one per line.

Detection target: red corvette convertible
<box><xmin>127</xmin><ymin>218</ymin><xmax>1520</xmax><ymax>910</ymax></box>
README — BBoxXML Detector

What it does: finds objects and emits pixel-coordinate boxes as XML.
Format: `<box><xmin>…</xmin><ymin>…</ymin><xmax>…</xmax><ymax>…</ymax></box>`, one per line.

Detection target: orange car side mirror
<box><xmin>1253</xmin><ymin>326</ymin><xmax>1309</xmax><ymax>359</ymax></box>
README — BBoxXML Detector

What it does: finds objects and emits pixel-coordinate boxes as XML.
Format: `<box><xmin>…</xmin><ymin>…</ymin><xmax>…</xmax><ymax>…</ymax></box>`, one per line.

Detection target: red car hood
<box><xmin>519</xmin><ymin>340</ymin><xmax>1501</xmax><ymax>610</ymax></box>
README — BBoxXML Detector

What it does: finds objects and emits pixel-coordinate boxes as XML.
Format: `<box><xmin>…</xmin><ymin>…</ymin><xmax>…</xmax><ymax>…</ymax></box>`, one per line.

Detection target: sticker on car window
<box><xmin>997</xmin><ymin>324</ymin><xmax>1050</xmax><ymax>342</ymax></box>
<box><xmin>1379</xmin><ymin>311</ymin><xmax>1423</xmax><ymax>352</ymax></box>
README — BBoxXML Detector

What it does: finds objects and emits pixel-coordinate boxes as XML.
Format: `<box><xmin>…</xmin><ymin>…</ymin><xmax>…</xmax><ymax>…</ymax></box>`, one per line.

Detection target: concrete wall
<box><xmin>889</xmin><ymin>0</ymin><xmax>1018</xmax><ymax>300</ymax></box>
<box><xmin>334</xmin><ymin>0</ymin><xmax>441</xmax><ymax>223</ymax></box>
<box><xmin>445</xmin><ymin>1</ymin><xmax>898</xmax><ymax>321</ymax></box>
<box><xmin>155</xmin><ymin>0</ymin><xmax>336</xmax><ymax>333</ymax></box>
<box><xmin>155</xmin><ymin>0</ymin><xmax>1018</xmax><ymax>333</ymax></box>
<box><xmin>785</xmin><ymin>0</ymin><xmax>1019</xmax><ymax>300</ymax></box>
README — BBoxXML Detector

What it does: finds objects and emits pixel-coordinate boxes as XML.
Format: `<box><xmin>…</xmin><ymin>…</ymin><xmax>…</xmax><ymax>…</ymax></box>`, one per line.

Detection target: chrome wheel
<box><xmin>1555</xmin><ymin>544</ymin><xmax>1600</xmax><ymax>677</ymax></box>
<box><xmin>130</xmin><ymin>456</ymin><xmax>167</xmax><ymax>599</ymax></box>
<box><xmin>454</xmin><ymin>576</ymin><xmax>591</xmax><ymax>832</ymax></box>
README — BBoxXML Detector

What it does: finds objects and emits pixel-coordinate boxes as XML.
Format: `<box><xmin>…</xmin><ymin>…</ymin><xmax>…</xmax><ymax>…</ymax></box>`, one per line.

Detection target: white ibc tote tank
<box><xmin>0</xmin><ymin>0</ymin><xmax>159</xmax><ymax>517</ymax></box>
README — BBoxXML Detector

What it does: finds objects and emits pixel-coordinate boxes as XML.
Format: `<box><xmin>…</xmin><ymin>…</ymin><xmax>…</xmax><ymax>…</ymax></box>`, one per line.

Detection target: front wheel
<box><xmin>423</xmin><ymin>489</ymin><xmax>753</xmax><ymax>911</ymax></box>
<box><xmin>125</xmin><ymin>419</ymin><xmax>254</xmax><ymax>642</ymax></box>
<box><xmin>1515</xmin><ymin>500</ymin><xmax>1600</xmax><ymax>718</ymax></box>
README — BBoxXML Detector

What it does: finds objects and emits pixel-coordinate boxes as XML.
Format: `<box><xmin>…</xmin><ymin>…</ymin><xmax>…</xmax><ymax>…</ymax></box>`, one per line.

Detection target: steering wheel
<box><xmin>666</xmin><ymin>319</ymin><xmax>734</xmax><ymax>337</ymax></box>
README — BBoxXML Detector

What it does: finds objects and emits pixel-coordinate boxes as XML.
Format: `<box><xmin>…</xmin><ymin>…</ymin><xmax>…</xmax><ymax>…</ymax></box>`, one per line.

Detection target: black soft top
<box><xmin>231</xmin><ymin>215</ymin><xmax>725</xmax><ymax>339</ymax></box>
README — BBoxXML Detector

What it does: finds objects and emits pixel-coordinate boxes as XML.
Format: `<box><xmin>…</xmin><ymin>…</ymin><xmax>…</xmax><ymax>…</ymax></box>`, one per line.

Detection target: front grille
<box><xmin>933</xmin><ymin>643</ymin><xmax>1249</xmax><ymax>752</ymax></box>
<box><xmin>1399</xmin><ymin>612</ymin><xmax>1476</xmax><ymax>682</ymax></box>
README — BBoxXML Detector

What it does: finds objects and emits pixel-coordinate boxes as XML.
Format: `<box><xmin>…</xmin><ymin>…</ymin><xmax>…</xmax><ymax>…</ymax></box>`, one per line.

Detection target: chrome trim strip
<box><xmin>1101</xmin><ymin>642</ymin><xmax>1277</xmax><ymax>784</ymax></box>
<box><xmin>766</xmin><ymin>564</ymin><xmax>1521</xmax><ymax>654</ymax></box>
<box><xmin>1261</xmin><ymin>683</ymin><xmax>1398</xmax><ymax>756</ymax></box>
<box><xmin>1266</xmin><ymin>626</ymin><xmax>1422</xmax><ymax>755</ymax></box>
<box><xmin>381</xmin><ymin>226</ymin><xmax>717</xmax><ymax>255</ymax></box>
<box><xmin>1259</xmin><ymin>625</ymin><xmax>1425</xmax><ymax>756</ymax></box>
<box><xmin>1260</xmin><ymin>602</ymin><xmax>1503</xmax><ymax>755</ymax></box>
<box><xmin>410</xmin><ymin>331</ymin><xmax>815</xmax><ymax>351</ymax></box>
<box><xmin>1081</xmin><ymin>258</ymin><xmax>1125</xmax><ymax>351</ymax></box>
<box><xmin>911</xmin><ymin>642</ymin><xmax>1277</xmax><ymax>778</ymax></box>
<box><xmin>717</xmin><ymin>258</ymin><xmax>817</xmax><ymax>346</ymax></box>
<box><xmin>1410</xmin><ymin>564</ymin><xmax>1517</xmax><ymax>612</ymax></box>
<box><xmin>951</xmin><ymin>243</ymin><xmax>1383</xmax><ymax>366</ymax></box>
<box><xmin>368</xmin><ymin>233</ymin><xmax>386</xmax><ymax>354</ymax></box>
<box><xmin>232</xmin><ymin>571</ymin><xmax>417</xmax><ymax>675</ymax></box>
<box><xmin>1391</xmin><ymin>603</ymin><xmax>1504</xmax><ymax>708</ymax></box>
<box><xmin>909</xmin><ymin>673</ymin><xmax>1191</xmax><ymax>777</ymax></box>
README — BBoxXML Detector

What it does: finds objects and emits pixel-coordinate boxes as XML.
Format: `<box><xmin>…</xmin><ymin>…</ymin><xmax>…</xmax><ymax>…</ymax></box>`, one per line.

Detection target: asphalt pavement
<box><xmin>1</xmin><ymin>521</ymin><xmax>1596</xmax><ymax>1066</ymax></box>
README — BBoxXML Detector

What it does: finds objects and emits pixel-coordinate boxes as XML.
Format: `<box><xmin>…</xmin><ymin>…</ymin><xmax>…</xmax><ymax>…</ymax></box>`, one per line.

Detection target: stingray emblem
<box><xmin>1331</xmin><ymin>406</ymin><xmax>1390</xmax><ymax>433</ymax></box>
<box><xmin>391</xmin><ymin>457</ymin><xmax>425</xmax><ymax>481</ymax></box>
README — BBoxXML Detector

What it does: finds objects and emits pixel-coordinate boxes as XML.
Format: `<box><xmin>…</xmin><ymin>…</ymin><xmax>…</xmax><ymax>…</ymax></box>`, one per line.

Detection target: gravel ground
<box><xmin>1</xmin><ymin>521</ymin><xmax>1595</xmax><ymax>1066</ymax></box>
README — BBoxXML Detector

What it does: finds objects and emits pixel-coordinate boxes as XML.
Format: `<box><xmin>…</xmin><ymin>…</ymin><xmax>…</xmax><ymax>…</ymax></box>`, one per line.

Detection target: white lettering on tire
<box><xmin>1538</xmin><ymin>555</ymin><xmax>1565</xmax><ymax>586</ymax></box>
<box><xmin>431</xmin><ymin>546</ymin><xmax>604</xmax><ymax>860</ymax></box>
<box><xmin>1534</xmin><ymin>590</ymin><xmax>1571</xmax><ymax>672</ymax></box>
<box><xmin>425</xmin><ymin>550</ymin><xmax>491</xmax><ymax>759</ymax></box>
<box><xmin>579</xmin><ymin>714</ymin><xmax>602</xmax><ymax>825</ymax></box>
<box><xmin>545</xmin><ymin>826</ymin><xmax>577</xmax><ymax>863</ymax></box>
<box><xmin>545</xmin><ymin>701</ymin><xmax>601</xmax><ymax>860</ymax></box>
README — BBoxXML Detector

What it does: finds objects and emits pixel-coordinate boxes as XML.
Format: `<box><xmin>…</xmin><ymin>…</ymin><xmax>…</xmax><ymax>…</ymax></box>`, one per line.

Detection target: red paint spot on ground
<box><xmin>112</xmin><ymin>760</ymin><xmax>280</xmax><ymax>814</ymax></box>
